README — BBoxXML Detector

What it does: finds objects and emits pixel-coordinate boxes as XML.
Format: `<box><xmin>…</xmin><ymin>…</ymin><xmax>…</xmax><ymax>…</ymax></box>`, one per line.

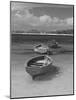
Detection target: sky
<box><xmin>11</xmin><ymin>2</ymin><xmax>73</xmax><ymax>32</ymax></box>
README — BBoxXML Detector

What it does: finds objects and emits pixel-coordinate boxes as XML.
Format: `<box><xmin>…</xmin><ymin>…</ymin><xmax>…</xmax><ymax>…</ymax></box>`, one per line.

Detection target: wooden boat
<box><xmin>34</xmin><ymin>44</ymin><xmax>50</xmax><ymax>54</ymax></box>
<box><xmin>51</xmin><ymin>43</ymin><xmax>61</xmax><ymax>49</ymax></box>
<box><xmin>48</xmin><ymin>40</ymin><xmax>61</xmax><ymax>49</ymax></box>
<box><xmin>25</xmin><ymin>55</ymin><xmax>53</xmax><ymax>79</ymax></box>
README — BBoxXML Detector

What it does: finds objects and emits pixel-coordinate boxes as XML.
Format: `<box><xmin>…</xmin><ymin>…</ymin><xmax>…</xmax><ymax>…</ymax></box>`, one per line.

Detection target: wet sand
<box><xmin>11</xmin><ymin>43</ymin><xmax>73</xmax><ymax>98</ymax></box>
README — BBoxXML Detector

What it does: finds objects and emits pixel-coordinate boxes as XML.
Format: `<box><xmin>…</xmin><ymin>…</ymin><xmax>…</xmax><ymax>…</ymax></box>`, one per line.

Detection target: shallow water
<box><xmin>11</xmin><ymin>42</ymin><xmax>73</xmax><ymax>98</ymax></box>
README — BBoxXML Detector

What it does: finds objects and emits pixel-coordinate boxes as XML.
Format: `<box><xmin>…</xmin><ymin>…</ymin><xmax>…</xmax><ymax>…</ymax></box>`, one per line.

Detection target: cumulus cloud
<box><xmin>11</xmin><ymin>4</ymin><xmax>73</xmax><ymax>31</ymax></box>
<box><xmin>40</xmin><ymin>15</ymin><xmax>52</xmax><ymax>25</ymax></box>
<box><xmin>64</xmin><ymin>17</ymin><xmax>73</xmax><ymax>25</ymax></box>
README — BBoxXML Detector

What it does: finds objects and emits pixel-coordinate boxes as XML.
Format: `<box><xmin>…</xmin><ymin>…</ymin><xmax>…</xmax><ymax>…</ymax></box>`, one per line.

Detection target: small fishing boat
<box><xmin>25</xmin><ymin>55</ymin><xmax>53</xmax><ymax>79</ymax></box>
<box><xmin>34</xmin><ymin>44</ymin><xmax>50</xmax><ymax>54</ymax></box>
<box><xmin>48</xmin><ymin>40</ymin><xmax>61</xmax><ymax>49</ymax></box>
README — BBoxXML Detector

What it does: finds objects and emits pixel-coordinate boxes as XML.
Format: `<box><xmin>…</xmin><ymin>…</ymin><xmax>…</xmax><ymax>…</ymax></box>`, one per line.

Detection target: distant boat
<box><xmin>25</xmin><ymin>55</ymin><xmax>53</xmax><ymax>79</ymax></box>
<box><xmin>48</xmin><ymin>40</ymin><xmax>61</xmax><ymax>49</ymax></box>
<box><xmin>34</xmin><ymin>44</ymin><xmax>51</xmax><ymax>54</ymax></box>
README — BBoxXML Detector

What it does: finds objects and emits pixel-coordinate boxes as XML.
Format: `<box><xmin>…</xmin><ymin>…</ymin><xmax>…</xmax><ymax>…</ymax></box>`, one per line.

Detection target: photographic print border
<box><xmin>10</xmin><ymin>1</ymin><xmax>74</xmax><ymax>99</ymax></box>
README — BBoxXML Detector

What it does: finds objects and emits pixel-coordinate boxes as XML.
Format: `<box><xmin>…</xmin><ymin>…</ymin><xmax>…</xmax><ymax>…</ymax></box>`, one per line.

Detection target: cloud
<box><xmin>64</xmin><ymin>17</ymin><xmax>73</xmax><ymax>25</ymax></box>
<box><xmin>11</xmin><ymin>2</ymin><xmax>32</xmax><ymax>11</ymax></box>
<box><xmin>40</xmin><ymin>15</ymin><xmax>52</xmax><ymax>24</ymax></box>
<box><xmin>11</xmin><ymin>2</ymin><xmax>73</xmax><ymax>11</ymax></box>
<box><xmin>11</xmin><ymin>4</ymin><xmax>73</xmax><ymax>31</ymax></box>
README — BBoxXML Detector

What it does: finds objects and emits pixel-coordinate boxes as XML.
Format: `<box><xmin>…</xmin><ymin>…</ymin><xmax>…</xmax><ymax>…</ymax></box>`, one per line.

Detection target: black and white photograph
<box><xmin>10</xmin><ymin>1</ymin><xmax>74</xmax><ymax>99</ymax></box>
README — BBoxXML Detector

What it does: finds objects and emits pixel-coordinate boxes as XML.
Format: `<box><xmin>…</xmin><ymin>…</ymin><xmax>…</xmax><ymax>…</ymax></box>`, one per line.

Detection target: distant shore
<box><xmin>11</xmin><ymin>33</ymin><xmax>74</xmax><ymax>44</ymax></box>
<box><xmin>12</xmin><ymin>33</ymin><xmax>73</xmax><ymax>36</ymax></box>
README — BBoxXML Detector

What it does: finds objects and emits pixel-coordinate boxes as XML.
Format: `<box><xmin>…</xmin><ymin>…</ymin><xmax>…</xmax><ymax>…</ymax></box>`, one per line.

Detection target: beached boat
<box><xmin>48</xmin><ymin>40</ymin><xmax>61</xmax><ymax>49</ymax></box>
<box><xmin>26</xmin><ymin>55</ymin><xmax>53</xmax><ymax>79</ymax></box>
<box><xmin>34</xmin><ymin>44</ymin><xmax>51</xmax><ymax>54</ymax></box>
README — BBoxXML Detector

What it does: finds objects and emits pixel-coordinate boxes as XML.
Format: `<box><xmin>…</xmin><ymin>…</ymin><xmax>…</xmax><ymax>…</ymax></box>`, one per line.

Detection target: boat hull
<box><xmin>25</xmin><ymin>56</ymin><xmax>53</xmax><ymax>77</ymax></box>
<box><xmin>26</xmin><ymin>63</ymin><xmax>52</xmax><ymax>76</ymax></box>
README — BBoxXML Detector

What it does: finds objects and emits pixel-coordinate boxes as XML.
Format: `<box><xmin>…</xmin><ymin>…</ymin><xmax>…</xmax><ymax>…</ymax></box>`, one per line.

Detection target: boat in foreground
<box><xmin>25</xmin><ymin>55</ymin><xmax>53</xmax><ymax>79</ymax></box>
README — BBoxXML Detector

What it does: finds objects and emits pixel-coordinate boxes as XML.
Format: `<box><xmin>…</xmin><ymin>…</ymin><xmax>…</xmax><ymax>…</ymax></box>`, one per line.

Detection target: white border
<box><xmin>0</xmin><ymin>0</ymin><xmax>75</xmax><ymax>100</ymax></box>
